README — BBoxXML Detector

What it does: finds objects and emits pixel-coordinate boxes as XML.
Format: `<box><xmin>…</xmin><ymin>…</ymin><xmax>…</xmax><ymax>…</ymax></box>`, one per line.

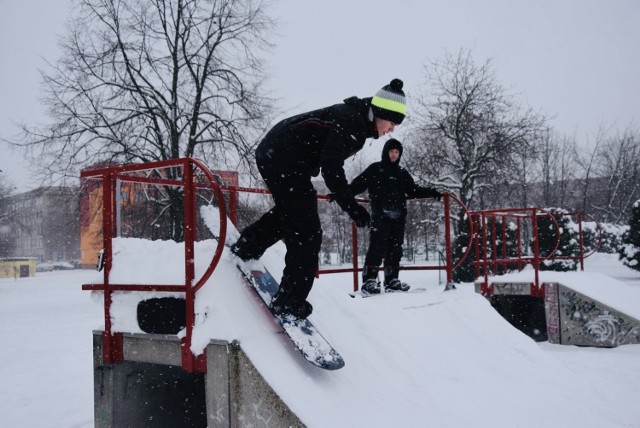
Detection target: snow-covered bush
<box><xmin>582</xmin><ymin>221</ymin><xmax>627</xmax><ymax>254</ymax></box>
<box><xmin>535</xmin><ymin>208</ymin><xmax>579</xmax><ymax>272</ymax></box>
<box><xmin>618</xmin><ymin>200</ymin><xmax>640</xmax><ymax>272</ymax></box>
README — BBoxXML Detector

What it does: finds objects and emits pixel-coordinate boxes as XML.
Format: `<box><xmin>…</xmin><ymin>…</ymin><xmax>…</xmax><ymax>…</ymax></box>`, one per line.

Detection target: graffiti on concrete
<box><xmin>493</xmin><ymin>282</ymin><xmax>531</xmax><ymax>296</ymax></box>
<box><xmin>544</xmin><ymin>283</ymin><xmax>560</xmax><ymax>343</ymax></box>
<box><xmin>558</xmin><ymin>288</ymin><xmax>640</xmax><ymax>347</ymax></box>
<box><xmin>584</xmin><ymin>313</ymin><xmax>640</xmax><ymax>347</ymax></box>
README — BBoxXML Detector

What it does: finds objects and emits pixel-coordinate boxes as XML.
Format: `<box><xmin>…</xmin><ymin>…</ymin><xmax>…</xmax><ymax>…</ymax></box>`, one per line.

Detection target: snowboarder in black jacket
<box><xmin>231</xmin><ymin>79</ymin><xmax>408</xmax><ymax>319</ymax></box>
<box><xmin>350</xmin><ymin>138</ymin><xmax>442</xmax><ymax>294</ymax></box>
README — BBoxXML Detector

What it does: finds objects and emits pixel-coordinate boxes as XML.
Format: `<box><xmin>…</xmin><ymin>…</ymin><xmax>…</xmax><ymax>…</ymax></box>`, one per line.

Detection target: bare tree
<box><xmin>0</xmin><ymin>173</ymin><xmax>17</xmax><ymax>256</ymax></box>
<box><xmin>591</xmin><ymin>126</ymin><xmax>640</xmax><ymax>223</ymax></box>
<box><xmin>408</xmin><ymin>49</ymin><xmax>548</xmax><ymax>211</ymax></box>
<box><xmin>537</xmin><ymin>129</ymin><xmax>578</xmax><ymax>208</ymax></box>
<box><xmin>574</xmin><ymin>127</ymin><xmax>607</xmax><ymax>216</ymax></box>
<box><xmin>11</xmin><ymin>0</ymin><xmax>276</xmax><ymax>240</ymax></box>
<box><xmin>406</xmin><ymin>49</ymin><xmax>548</xmax><ymax>282</ymax></box>
<box><xmin>479</xmin><ymin>131</ymin><xmax>543</xmax><ymax>211</ymax></box>
<box><xmin>19</xmin><ymin>0</ymin><xmax>275</xmax><ymax>174</ymax></box>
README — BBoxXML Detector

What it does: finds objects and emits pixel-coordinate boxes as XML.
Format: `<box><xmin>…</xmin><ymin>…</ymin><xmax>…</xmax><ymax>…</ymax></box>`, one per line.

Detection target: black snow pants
<box><xmin>362</xmin><ymin>219</ymin><xmax>405</xmax><ymax>284</ymax></box>
<box><xmin>236</xmin><ymin>146</ymin><xmax>323</xmax><ymax>306</ymax></box>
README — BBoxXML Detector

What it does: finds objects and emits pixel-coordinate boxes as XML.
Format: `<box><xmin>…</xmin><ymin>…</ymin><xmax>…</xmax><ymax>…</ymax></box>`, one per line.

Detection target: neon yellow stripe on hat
<box><xmin>371</xmin><ymin>95</ymin><xmax>407</xmax><ymax>115</ymax></box>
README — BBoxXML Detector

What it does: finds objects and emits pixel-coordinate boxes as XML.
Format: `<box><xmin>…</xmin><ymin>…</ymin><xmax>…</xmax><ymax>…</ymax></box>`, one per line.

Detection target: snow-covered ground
<box><xmin>1</xmin><ymin>247</ymin><xmax>639</xmax><ymax>428</ymax></box>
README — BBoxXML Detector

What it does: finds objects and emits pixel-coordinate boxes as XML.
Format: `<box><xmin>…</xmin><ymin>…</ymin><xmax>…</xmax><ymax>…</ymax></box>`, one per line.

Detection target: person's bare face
<box><xmin>388</xmin><ymin>148</ymin><xmax>400</xmax><ymax>163</ymax></box>
<box><xmin>375</xmin><ymin>118</ymin><xmax>396</xmax><ymax>136</ymax></box>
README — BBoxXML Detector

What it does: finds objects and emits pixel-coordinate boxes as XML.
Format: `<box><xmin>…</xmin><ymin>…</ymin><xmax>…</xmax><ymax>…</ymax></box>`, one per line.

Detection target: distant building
<box><xmin>0</xmin><ymin>187</ymin><xmax>80</xmax><ymax>262</ymax></box>
<box><xmin>0</xmin><ymin>257</ymin><xmax>36</xmax><ymax>278</ymax></box>
<box><xmin>79</xmin><ymin>165</ymin><xmax>239</xmax><ymax>268</ymax></box>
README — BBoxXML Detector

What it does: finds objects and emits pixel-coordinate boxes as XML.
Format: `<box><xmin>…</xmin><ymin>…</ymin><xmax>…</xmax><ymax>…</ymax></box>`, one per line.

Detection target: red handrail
<box><xmin>469</xmin><ymin>207</ymin><xmax>601</xmax><ymax>297</ymax></box>
<box><xmin>317</xmin><ymin>193</ymin><xmax>473</xmax><ymax>292</ymax></box>
<box><xmin>81</xmin><ymin>158</ymin><xmax>227</xmax><ymax>373</ymax></box>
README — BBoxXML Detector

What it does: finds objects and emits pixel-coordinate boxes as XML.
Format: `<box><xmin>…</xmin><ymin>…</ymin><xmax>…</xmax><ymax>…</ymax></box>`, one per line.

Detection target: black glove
<box><xmin>416</xmin><ymin>187</ymin><xmax>443</xmax><ymax>202</ymax></box>
<box><xmin>331</xmin><ymin>189</ymin><xmax>370</xmax><ymax>227</ymax></box>
<box><xmin>331</xmin><ymin>189</ymin><xmax>354</xmax><ymax>208</ymax></box>
<box><xmin>349</xmin><ymin>204</ymin><xmax>371</xmax><ymax>228</ymax></box>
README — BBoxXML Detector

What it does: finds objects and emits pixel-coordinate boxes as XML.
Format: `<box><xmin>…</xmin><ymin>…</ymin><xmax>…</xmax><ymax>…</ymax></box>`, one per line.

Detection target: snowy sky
<box><xmin>1</xmin><ymin>0</ymin><xmax>639</xmax><ymax>191</ymax></box>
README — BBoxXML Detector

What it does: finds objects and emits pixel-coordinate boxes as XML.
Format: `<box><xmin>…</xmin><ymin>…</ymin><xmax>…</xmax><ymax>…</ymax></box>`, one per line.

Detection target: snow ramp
<box><xmin>188</xmin><ymin>245</ymin><xmax>638</xmax><ymax>427</ymax></box>
<box><xmin>96</xmin><ymin>240</ymin><xmax>640</xmax><ymax>427</ymax></box>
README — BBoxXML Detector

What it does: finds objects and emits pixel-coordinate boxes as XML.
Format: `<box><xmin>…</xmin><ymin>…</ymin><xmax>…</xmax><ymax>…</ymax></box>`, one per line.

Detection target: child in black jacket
<box><xmin>350</xmin><ymin>138</ymin><xmax>442</xmax><ymax>294</ymax></box>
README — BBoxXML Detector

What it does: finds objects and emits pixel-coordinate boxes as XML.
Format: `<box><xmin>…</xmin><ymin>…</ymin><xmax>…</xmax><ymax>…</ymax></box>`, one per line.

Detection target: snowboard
<box><xmin>349</xmin><ymin>287</ymin><xmax>428</xmax><ymax>299</ymax></box>
<box><xmin>201</xmin><ymin>206</ymin><xmax>345</xmax><ymax>370</ymax></box>
<box><xmin>234</xmin><ymin>260</ymin><xmax>345</xmax><ymax>370</ymax></box>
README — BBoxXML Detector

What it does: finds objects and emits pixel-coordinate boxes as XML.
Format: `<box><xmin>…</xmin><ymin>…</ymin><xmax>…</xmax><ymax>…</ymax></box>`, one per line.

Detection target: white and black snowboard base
<box><xmin>201</xmin><ymin>205</ymin><xmax>344</xmax><ymax>370</ymax></box>
<box><xmin>235</xmin><ymin>262</ymin><xmax>345</xmax><ymax>370</ymax></box>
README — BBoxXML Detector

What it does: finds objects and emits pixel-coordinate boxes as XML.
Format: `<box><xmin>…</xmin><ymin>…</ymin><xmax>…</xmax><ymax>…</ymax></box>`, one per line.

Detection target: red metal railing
<box><xmin>470</xmin><ymin>207</ymin><xmax>602</xmax><ymax>297</ymax></box>
<box><xmin>315</xmin><ymin>193</ymin><xmax>473</xmax><ymax>291</ymax></box>
<box><xmin>81</xmin><ymin>158</ymin><xmax>226</xmax><ymax>373</ymax></box>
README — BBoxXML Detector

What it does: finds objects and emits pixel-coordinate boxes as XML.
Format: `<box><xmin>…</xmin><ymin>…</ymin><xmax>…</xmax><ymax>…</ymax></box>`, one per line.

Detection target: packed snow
<box><xmin>1</xmin><ymin>238</ymin><xmax>640</xmax><ymax>427</ymax></box>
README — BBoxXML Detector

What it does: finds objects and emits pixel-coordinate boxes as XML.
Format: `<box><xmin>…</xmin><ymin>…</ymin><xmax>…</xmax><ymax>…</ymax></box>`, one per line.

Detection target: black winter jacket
<box><xmin>350</xmin><ymin>139</ymin><xmax>440</xmax><ymax>222</ymax></box>
<box><xmin>256</xmin><ymin>96</ymin><xmax>378</xmax><ymax>197</ymax></box>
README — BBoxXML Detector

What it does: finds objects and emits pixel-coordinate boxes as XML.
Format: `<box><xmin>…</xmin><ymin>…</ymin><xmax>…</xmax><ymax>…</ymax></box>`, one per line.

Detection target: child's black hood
<box><xmin>381</xmin><ymin>138</ymin><xmax>403</xmax><ymax>164</ymax></box>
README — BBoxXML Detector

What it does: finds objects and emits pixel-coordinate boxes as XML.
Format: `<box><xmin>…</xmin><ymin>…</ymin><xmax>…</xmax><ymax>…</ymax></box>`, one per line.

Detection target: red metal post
<box><xmin>472</xmin><ymin>214</ymin><xmax>481</xmax><ymax>279</ymax></box>
<box><xmin>182</xmin><ymin>161</ymin><xmax>198</xmax><ymax>372</ymax></box>
<box><xmin>531</xmin><ymin>209</ymin><xmax>541</xmax><ymax>296</ymax></box>
<box><xmin>351</xmin><ymin>222</ymin><xmax>359</xmax><ymax>292</ymax></box>
<box><xmin>491</xmin><ymin>216</ymin><xmax>498</xmax><ymax>275</ymax></box>
<box><xmin>443</xmin><ymin>194</ymin><xmax>453</xmax><ymax>284</ymax></box>
<box><xmin>501</xmin><ymin>215</ymin><xmax>508</xmax><ymax>273</ymax></box>
<box><xmin>102</xmin><ymin>174</ymin><xmax>123</xmax><ymax>364</ymax></box>
<box><xmin>578</xmin><ymin>213</ymin><xmax>585</xmax><ymax>271</ymax></box>
<box><xmin>181</xmin><ymin>160</ymin><xmax>208</xmax><ymax>372</ymax></box>
<box><xmin>482</xmin><ymin>213</ymin><xmax>489</xmax><ymax>291</ymax></box>
<box><xmin>229</xmin><ymin>186</ymin><xmax>238</xmax><ymax>226</ymax></box>
<box><xmin>516</xmin><ymin>217</ymin><xmax>523</xmax><ymax>270</ymax></box>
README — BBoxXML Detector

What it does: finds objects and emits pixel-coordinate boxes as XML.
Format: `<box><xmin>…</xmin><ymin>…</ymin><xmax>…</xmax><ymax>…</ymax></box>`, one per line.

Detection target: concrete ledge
<box><xmin>121</xmin><ymin>332</ymin><xmax>182</xmax><ymax>366</ymax></box>
<box><xmin>545</xmin><ymin>282</ymin><xmax>640</xmax><ymax>347</ymax></box>
<box><xmin>475</xmin><ymin>281</ymin><xmax>533</xmax><ymax>296</ymax></box>
<box><xmin>92</xmin><ymin>331</ymin><xmax>304</xmax><ymax>427</ymax></box>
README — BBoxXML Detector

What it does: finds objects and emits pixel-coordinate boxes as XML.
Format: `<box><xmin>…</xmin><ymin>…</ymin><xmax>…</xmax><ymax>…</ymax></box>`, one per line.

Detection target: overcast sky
<box><xmin>1</xmin><ymin>0</ymin><xmax>639</xmax><ymax>191</ymax></box>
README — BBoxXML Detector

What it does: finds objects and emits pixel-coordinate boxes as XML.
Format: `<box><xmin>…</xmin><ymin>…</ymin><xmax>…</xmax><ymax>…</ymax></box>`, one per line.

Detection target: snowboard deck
<box><xmin>349</xmin><ymin>287</ymin><xmax>428</xmax><ymax>299</ymax></box>
<box><xmin>234</xmin><ymin>261</ymin><xmax>345</xmax><ymax>370</ymax></box>
<box><xmin>201</xmin><ymin>205</ymin><xmax>344</xmax><ymax>370</ymax></box>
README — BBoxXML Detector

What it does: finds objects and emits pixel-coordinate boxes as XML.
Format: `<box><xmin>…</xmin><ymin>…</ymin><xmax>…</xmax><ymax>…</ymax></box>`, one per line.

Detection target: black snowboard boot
<box><xmin>230</xmin><ymin>235</ymin><xmax>265</xmax><ymax>262</ymax></box>
<box><xmin>270</xmin><ymin>277</ymin><xmax>313</xmax><ymax>320</ymax></box>
<box><xmin>271</xmin><ymin>300</ymin><xmax>313</xmax><ymax>320</ymax></box>
<box><xmin>385</xmin><ymin>278</ymin><xmax>410</xmax><ymax>292</ymax></box>
<box><xmin>384</xmin><ymin>266</ymin><xmax>410</xmax><ymax>292</ymax></box>
<box><xmin>361</xmin><ymin>266</ymin><xmax>381</xmax><ymax>295</ymax></box>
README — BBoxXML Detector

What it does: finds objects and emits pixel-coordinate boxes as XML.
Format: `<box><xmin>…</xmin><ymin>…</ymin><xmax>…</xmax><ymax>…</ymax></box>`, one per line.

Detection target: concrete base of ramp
<box><xmin>476</xmin><ymin>277</ymin><xmax>640</xmax><ymax>347</ymax></box>
<box><xmin>489</xmin><ymin>295</ymin><xmax>548</xmax><ymax>342</ymax></box>
<box><xmin>544</xmin><ymin>282</ymin><xmax>640</xmax><ymax>347</ymax></box>
<box><xmin>92</xmin><ymin>331</ymin><xmax>304</xmax><ymax>427</ymax></box>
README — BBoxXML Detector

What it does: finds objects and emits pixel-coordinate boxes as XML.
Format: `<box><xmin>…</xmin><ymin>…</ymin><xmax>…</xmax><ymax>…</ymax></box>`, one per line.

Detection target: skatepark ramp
<box><xmin>479</xmin><ymin>271</ymin><xmax>640</xmax><ymax>347</ymax></box>
<box><xmin>78</xmin><ymin>159</ymin><xmax>640</xmax><ymax>427</ymax></box>
<box><xmin>84</xmin><ymin>248</ymin><xmax>640</xmax><ymax>427</ymax></box>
